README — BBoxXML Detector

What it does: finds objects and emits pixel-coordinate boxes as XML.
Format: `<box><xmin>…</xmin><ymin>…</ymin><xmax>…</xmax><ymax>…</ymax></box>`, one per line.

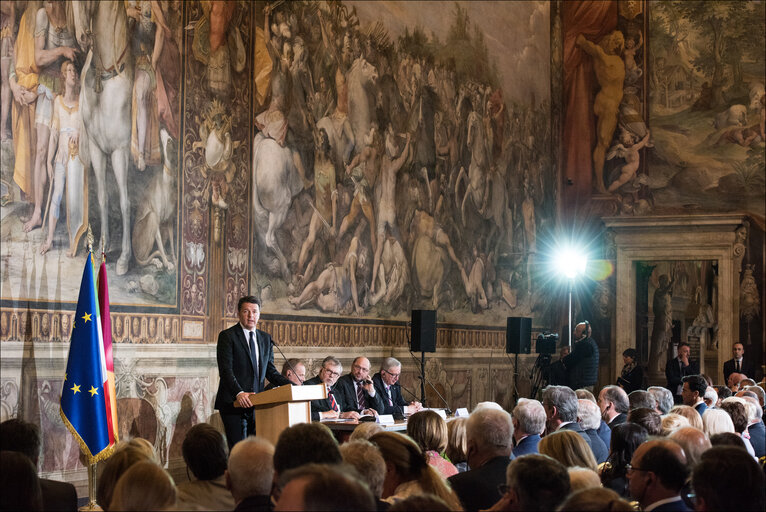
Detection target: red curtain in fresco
<box><xmin>562</xmin><ymin>0</ymin><xmax>617</xmax><ymax>211</ymax></box>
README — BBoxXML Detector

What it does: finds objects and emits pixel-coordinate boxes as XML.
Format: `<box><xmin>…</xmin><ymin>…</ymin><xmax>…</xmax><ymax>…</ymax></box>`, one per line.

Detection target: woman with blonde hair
<box><xmin>97</xmin><ymin>442</ymin><xmax>154</xmax><ymax>510</ymax></box>
<box><xmin>669</xmin><ymin>405</ymin><xmax>703</xmax><ymax>431</ymax></box>
<box><xmin>538</xmin><ymin>430</ymin><xmax>598</xmax><ymax>471</ymax></box>
<box><xmin>109</xmin><ymin>460</ymin><xmax>176</xmax><ymax>511</ymax></box>
<box><xmin>446</xmin><ymin>417</ymin><xmax>468</xmax><ymax>473</ymax></box>
<box><xmin>660</xmin><ymin>413</ymin><xmax>690</xmax><ymax>436</ymax></box>
<box><xmin>701</xmin><ymin>408</ymin><xmax>735</xmax><ymax>437</ymax></box>
<box><xmin>370</xmin><ymin>431</ymin><xmax>462</xmax><ymax>509</ymax></box>
<box><xmin>407</xmin><ymin>410</ymin><xmax>458</xmax><ymax>478</ymax></box>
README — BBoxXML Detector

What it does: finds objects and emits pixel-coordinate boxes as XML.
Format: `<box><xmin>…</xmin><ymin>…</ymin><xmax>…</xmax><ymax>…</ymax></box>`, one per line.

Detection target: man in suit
<box><xmin>723</xmin><ymin>342</ymin><xmax>757</xmax><ymax>383</ymax></box>
<box><xmin>491</xmin><ymin>454</ymin><xmax>570</xmax><ymax>512</ymax></box>
<box><xmin>304</xmin><ymin>356</ymin><xmax>356</xmax><ymax>421</ymax></box>
<box><xmin>448</xmin><ymin>408</ymin><xmax>514</xmax><ymax>511</ymax></box>
<box><xmin>511</xmin><ymin>398</ymin><xmax>544</xmax><ymax>457</ymax></box>
<box><xmin>0</xmin><ymin>418</ymin><xmax>78</xmax><ymax>512</ymax></box>
<box><xmin>371</xmin><ymin>357</ymin><xmax>422</xmax><ymax>416</ymax></box>
<box><xmin>628</xmin><ymin>440</ymin><xmax>692</xmax><ymax>512</ymax></box>
<box><xmin>214</xmin><ymin>296</ymin><xmax>292</xmax><ymax>449</ymax></box>
<box><xmin>598</xmin><ymin>385</ymin><xmax>630</xmax><ymax>428</ymax></box>
<box><xmin>333</xmin><ymin>357</ymin><xmax>384</xmax><ymax>417</ymax></box>
<box><xmin>543</xmin><ymin>385</ymin><xmax>593</xmax><ymax>451</ymax></box>
<box><xmin>665</xmin><ymin>342</ymin><xmax>699</xmax><ymax>404</ymax></box>
<box><xmin>264</xmin><ymin>358</ymin><xmax>306</xmax><ymax>390</ymax></box>
<box><xmin>562</xmin><ymin>321</ymin><xmax>599</xmax><ymax>391</ymax></box>
<box><xmin>681</xmin><ymin>375</ymin><xmax>708</xmax><ymax>417</ymax></box>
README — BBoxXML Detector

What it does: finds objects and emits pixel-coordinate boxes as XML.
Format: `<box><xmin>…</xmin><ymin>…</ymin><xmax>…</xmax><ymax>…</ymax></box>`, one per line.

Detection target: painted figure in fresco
<box><xmin>22</xmin><ymin>2</ymin><xmax>78</xmax><ymax>233</ymax></box>
<box><xmin>0</xmin><ymin>1</ymin><xmax>14</xmax><ymax>143</ymax></box>
<box><xmin>459</xmin><ymin>245</ymin><xmax>489</xmax><ymax>313</ymax></box>
<box><xmin>623</xmin><ymin>31</ymin><xmax>643</xmax><ymax>85</ymax></box>
<box><xmin>190</xmin><ymin>0</ymin><xmax>244</xmax><ymax>97</ymax></box>
<box><xmin>606</xmin><ymin>129</ymin><xmax>651</xmax><ymax>193</ymax></box>
<box><xmin>576</xmin><ymin>31</ymin><xmax>625</xmax><ymax>194</ymax></box>
<box><xmin>40</xmin><ymin>60</ymin><xmax>86</xmax><ymax>257</ymax></box>
<box><xmin>649</xmin><ymin>272</ymin><xmax>675</xmax><ymax>374</ymax></box>
<box><xmin>369</xmin><ymin>227</ymin><xmax>409</xmax><ymax>309</ymax></box>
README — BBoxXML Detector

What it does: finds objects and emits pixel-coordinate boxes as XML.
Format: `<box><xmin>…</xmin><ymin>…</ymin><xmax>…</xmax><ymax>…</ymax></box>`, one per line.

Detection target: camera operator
<box><xmin>562</xmin><ymin>321</ymin><xmax>599</xmax><ymax>391</ymax></box>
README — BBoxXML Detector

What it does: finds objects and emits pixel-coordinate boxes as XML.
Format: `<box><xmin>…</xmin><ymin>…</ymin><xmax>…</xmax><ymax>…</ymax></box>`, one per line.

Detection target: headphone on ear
<box><xmin>581</xmin><ymin>320</ymin><xmax>591</xmax><ymax>339</ymax></box>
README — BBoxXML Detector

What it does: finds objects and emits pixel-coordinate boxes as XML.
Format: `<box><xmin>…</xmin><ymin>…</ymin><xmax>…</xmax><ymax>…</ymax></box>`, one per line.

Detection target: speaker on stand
<box><xmin>411</xmin><ymin>310</ymin><xmax>436</xmax><ymax>406</ymax></box>
<box><xmin>506</xmin><ymin>317</ymin><xmax>531</xmax><ymax>405</ymax></box>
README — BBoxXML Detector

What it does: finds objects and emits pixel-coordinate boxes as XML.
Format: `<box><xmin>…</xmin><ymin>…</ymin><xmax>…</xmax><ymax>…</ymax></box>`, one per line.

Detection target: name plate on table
<box><xmin>424</xmin><ymin>408</ymin><xmax>447</xmax><ymax>419</ymax></box>
<box><xmin>454</xmin><ymin>408</ymin><xmax>469</xmax><ymax>417</ymax></box>
<box><xmin>378</xmin><ymin>414</ymin><xmax>395</xmax><ymax>425</ymax></box>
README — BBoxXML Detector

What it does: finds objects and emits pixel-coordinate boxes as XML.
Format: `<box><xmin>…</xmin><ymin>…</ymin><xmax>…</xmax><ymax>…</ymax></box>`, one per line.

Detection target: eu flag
<box><xmin>60</xmin><ymin>253</ymin><xmax>115</xmax><ymax>463</ymax></box>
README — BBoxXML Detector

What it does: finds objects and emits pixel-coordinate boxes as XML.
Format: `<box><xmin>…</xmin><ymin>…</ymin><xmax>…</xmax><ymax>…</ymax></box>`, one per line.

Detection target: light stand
<box><xmin>568</xmin><ymin>279</ymin><xmax>573</xmax><ymax>349</ymax></box>
<box><xmin>554</xmin><ymin>246</ymin><xmax>587</xmax><ymax>348</ymax></box>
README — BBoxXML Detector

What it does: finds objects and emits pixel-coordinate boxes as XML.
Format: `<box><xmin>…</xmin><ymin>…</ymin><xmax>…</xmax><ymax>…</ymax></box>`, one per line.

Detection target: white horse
<box><xmin>72</xmin><ymin>1</ymin><xmax>133</xmax><ymax>275</ymax></box>
<box><xmin>347</xmin><ymin>57</ymin><xmax>378</xmax><ymax>153</ymax></box>
<box><xmin>252</xmin><ymin>133</ymin><xmax>303</xmax><ymax>281</ymax></box>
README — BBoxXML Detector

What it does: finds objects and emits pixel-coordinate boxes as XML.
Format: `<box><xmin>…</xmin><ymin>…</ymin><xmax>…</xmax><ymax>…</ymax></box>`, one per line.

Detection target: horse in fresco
<box><xmin>72</xmin><ymin>1</ymin><xmax>133</xmax><ymax>274</ymax></box>
<box><xmin>347</xmin><ymin>57</ymin><xmax>378</xmax><ymax>153</ymax></box>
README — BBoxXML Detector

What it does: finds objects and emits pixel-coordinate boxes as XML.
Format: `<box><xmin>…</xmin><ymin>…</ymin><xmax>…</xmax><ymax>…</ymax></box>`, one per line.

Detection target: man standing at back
<box><xmin>665</xmin><ymin>342</ymin><xmax>699</xmax><ymax>404</ymax></box>
<box><xmin>723</xmin><ymin>342</ymin><xmax>756</xmax><ymax>383</ymax></box>
<box><xmin>562</xmin><ymin>321</ymin><xmax>599</xmax><ymax>391</ymax></box>
<box><xmin>215</xmin><ymin>296</ymin><xmax>292</xmax><ymax>449</ymax></box>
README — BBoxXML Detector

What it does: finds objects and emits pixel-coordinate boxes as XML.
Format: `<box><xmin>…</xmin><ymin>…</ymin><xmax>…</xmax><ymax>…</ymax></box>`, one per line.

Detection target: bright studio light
<box><xmin>554</xmin><ymin>247</ymin><xmax>587</xmax><ymax>279</ymax></box>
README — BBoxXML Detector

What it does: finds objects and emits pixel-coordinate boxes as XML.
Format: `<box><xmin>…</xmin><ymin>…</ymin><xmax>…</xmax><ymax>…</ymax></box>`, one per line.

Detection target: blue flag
<box><xmin>60</xmin><ymin>253</ymin><xmax>115</xmax><ymax>463</ymax></box>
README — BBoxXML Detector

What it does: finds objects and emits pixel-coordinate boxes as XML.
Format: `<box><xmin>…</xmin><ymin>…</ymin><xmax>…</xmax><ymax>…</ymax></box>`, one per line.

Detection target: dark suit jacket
<box><xmin>448</xmin><ymin>456</ymin><xmax>510</xmax><ymax>512</ymax></box>
<box><xmin>723</xmin><ymin>358</ymin><xmax>757</xmax><ymax>382</ymax></box>
<box><xmin>214</xmin><ymin>324</ymin><xmax>291</xmax><ymax>414</ymax></box>
<box><xmin>333</xmin><ymin>374</ymin><xmax>385</xmax><ymax>413</ymax></box>
<box><xmin>597</xmin><ymin>419</ymin><xmax>612</xmax><ymax>450</ymax></box>
<box><xmin>585</xmin><ymin>428</ymin><xmax>608</xmax><ymax>463</ymax></box>
<box><xmin>305</xmin><ymin>376</ymin><xmax>336</xmax><ymax>421</ymax></box>
<box><xmin>40</xmin><ymin>478</ymin><xmax>78</xmax><ymax>512</ymax></box>
<box><xmin>665</xmin><ymin>357</ymin><xmax>699</xmax><ymax>402</ymax></box>
<box><xmin>372</xmin><ymin>373</ymin><xmax>407</xmax><ymax>415</ymax></box>
<box><xmin>512</xmin><ymin>434</ymin><xmax>540</xmax><ymax>458</ymax></box>
<box><xmin>559</xmin><ymin>422</ymin><xmax>593</xmax><ymax>451</ymax></box>
<box><xmin>608</xmin><ymin>413</ymin><xmax>627</xmax><ymax>428</ymax></box>
<box><xmin>748</xmin><ymin>419</ymin><xmax>766</xmax><ymax>458</ymax></box>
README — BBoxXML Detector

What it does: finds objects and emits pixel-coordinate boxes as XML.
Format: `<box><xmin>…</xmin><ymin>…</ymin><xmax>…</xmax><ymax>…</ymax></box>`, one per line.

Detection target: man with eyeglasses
<box><xmin>371</xmin><ymin>357</ymin><xmax>422</xmax><ymax>416</ymax></box>
<box><xmin>305</xmin><ymin>356</ymin><xmax>356</xmax><ymax>421</ymax></box>
<box><xmin>627</xmin><ymin>439</ymin><xmax>691</xmax><ymax>512</ymax></box>
<box><xmin>333</xmin><ymin>356</ymin><xmax>384</xmax><ymax>417</ymax></box>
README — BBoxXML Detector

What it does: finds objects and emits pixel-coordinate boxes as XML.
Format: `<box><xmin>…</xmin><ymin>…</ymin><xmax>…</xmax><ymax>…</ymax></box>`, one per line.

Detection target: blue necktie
<box><xmin>249</xmin><ymin>331</ymin><xmax>259</xmax><ymax>392</ymax></box>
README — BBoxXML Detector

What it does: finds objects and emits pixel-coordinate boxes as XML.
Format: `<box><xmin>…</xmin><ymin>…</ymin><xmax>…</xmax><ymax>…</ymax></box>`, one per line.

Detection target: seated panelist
<box><xmin>372</xmin><ymin>357</ymin><xmax>422</xmax><ymax>416</ymax></box>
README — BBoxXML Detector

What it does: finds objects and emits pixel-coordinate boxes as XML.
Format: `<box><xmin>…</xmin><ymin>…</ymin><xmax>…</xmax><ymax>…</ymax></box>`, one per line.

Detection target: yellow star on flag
<box><xmin>88</xmin><ymin>386</ymin><xmax>99</xmax><ymax>397</ymax></box>
<box><xmin>71</xmin><ymin>383</ymin><xmax>81</xmax><ymax>394</ymax></box>
<box><xmin>64</xmin><ymin>373</ymin><xmax>67</xmax><ymax>382</ymax></box>
<box><xmin>81</xmin><ymin>312</ymin><xmax>92</xmax><ymax>323</ymax></box>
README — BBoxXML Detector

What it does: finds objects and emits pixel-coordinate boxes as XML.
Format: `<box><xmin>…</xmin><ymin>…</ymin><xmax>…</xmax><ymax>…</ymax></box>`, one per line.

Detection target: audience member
<box><xmin>576</xmin><ymin>389</ymin><xmax>597</xmax><ymax>402</ymax></box>
<box><xmin>692</xmin><ymin>446</ymin><xmax>765</xmax><ymax>511</ymax></box>
<box><xmin>372</xmin><ymin>357</ymin><xmax>422</xmax><ymax>416</ymax></box>
<box><xmin>97</xmin><ymin>442</ymin><xmax>153</xmax><ymax>510</ymax></box>
<box><xmin>740</xmin><ymin>378</ymin><xmax>756</xmax><ymax>387</ymax></box>
<box><xmin>627</xmin><ymin>439</ymin><xmax>690</xmax><ymax>512</ymax></box>
<box><xmin>719</xmin><ymin>399</ymin><xmax>755</xmax><ymax>457</ymax></box>
<box><xmin>702</xmin><ymin>386</ymin><xmax>718</xmax><ymax>409</ymax></box>
<box><xmin>304</xmin><ymin>356</ymin><xmax>346</xmax><ymax>420</ymax></box>
<box><xmin>722</xmin><ymin>342</ymin><xmax>755</xmax><ymax>383</ymax></box>
<box><xmin>510</xmin><ymin>398</ymin><xmax>544</xmax><ymax>458</ymax></box>
<box><xmin>109</xmin><ymin>461</ymin><xmax>176</xmax><ymax>511</ymax></box>
<box><xmin>627</xmin><ymin>407</ymin><xmax>662</xmax><ymax>436</ymax></box>
<box><xmin>709</xmin><ymin>432</ymin><xmax>748</xmax><ymax>450</ymax></box>
<box><xmin>275</xmin><ymin>463</ymin><xmax>376</xmax><ymax>512</ymax></box>
<box><xmin>447</xmin><ymin>408</ymin><xmax>514</xmax><ymax>511</ymax></box>
<box><xmin>628</xmin><ymin>390</ymin><xmax>656</xmax><ymax>411</ymax></box>
<box><xmin>728</xmin><ymin>372</ymin><xmax>746</xmax><ymax>392</ymax></box>
<box><xmin>598</xmin><ymin>385</ymin><xmax>629</xmax><ymax>427</ymax></box>
<box><xmin>699</xmin><ymin>373</ymin><xmax>714</xmax><ymax>387</ymax></box>
<box><xmin>0</xmin><ymin>450</ymin><xmax>43</xmax><ymax>511</ymax></box>
<box><xmin>713</xmin><ymin>385</ymin><xmax>732</xmax><ymax>406</ymax></box>
<box><xmin>701</xmin><ymin>408</ymin><xmax>734</xmax><ymax>437</ymax></box>
<box><xmin>660</xmin><ymin>413</ymin><xmax>689</xmax><ymax>436</ymax></box>
<box><xmin>388</xmin><ymin>494</ymin><xmax>450</xmax><ymax>512</ymax></box>
<box><xmin>681</xmin><ymin>375</ymin><xmax>708</xmax><ymax>416</ymax></box>
<box><xmin>0</xmin><ymin>418</ymin><xmax>78</xmax><ymax>512</ymax></box>
<box><xmin>334</xmin><ymin>356</ymin><xmax>385</xmax><ymax>416</ymax></box>
<box><xmin>273</xmin><ymin>423</ymin><xmax>341</xmax><ymax>480</ymax></box>
<box><xmin>538</xmin><ymin>430</ymin><xmax>598</xmax><ymax>471</ymax></box>
<box><xmin>600</xmin><ymin>423</ymin><xmax>648</xmax><ymax>498</ymax></box>
<box><xmin>446</xmin><ymin>418</ymin><xmax>468</xmax><ymax>473</ymax></box>
<box><xmin>577</xmin><ymin>398</ymin><xmax>608</xmax><ymax>462</ymax></box>
<box><xmin>617</xmin><ymin>348</ymin><xmax>644</xmax><ymax>393</ymax></box>
<box><xmin>743</xmin><ymin>385</ymin><xmax>765</xmax><ymax>408</ymax></box>
<box><xmin>558</xmin><ymin>487</ymin><xmax>634</xmax><ymax>512</ymax></box>
<box><xmin>349</xmin><ymin>421</ymin><xmax>384</xmax><ymax>441</ymax></box>
<box><xmin>338</xmin><ymin>440</ymin><xmax>386</xmax><ymax>507</ymax></box>
<box><xmin>406</xmin><ymin>410</ymin><xmax>458</xmax><ymax>478</ymax></box>
<box><xmin>123</xmin><ymin>437</ymin><xmax>159</xmax><ymax>462</ymax></box>
<box><xmin>486</xmin><ymin>454</ymin><xmax>570</xmax><ymax>512</ymax></box>
<box><xmin>568</xmin><ymin>467</ymin><xmax>602</xmax><ymax>492</ymax></box>
<box><xmin>739</xmin><ymin>392</ymin><xmax>765</xmax><ymax>457</ymax></box>
<box><xmin>669</xmin><ymin>405</ymin><xmax>703</xmax><ymax>431</ymax></box>
<box><xmin>225</xmin><ymin>436</ymin><xmax>274</xmax><ymax>512</ymax></box>
<box><xmin>371</xmin><ymin>432</ymin><xmax>461</xmax><ymax>509</ymax></box>
<box><xmin>667</xmin><ymin>427</ymin><xmax>710</xmax><ymax>467</ymax></box>
<box><xmin>543</xmin><ymin>385</ymin><xmax>593</xmax><ymax>451</ymax></box>
<box><xmin>665</xmin><ymin>342</ymin><xmax>698</xmax><ymax>404</ymax></box>
<box><xmin>648</xmin><ymin>386</ymin><xmax>674</xmax><ymax>415</ymax></box>
<box><xmin>177</xmin><ymin>423</ymin><xmax>235</xmax><ymax>511</ymax></box>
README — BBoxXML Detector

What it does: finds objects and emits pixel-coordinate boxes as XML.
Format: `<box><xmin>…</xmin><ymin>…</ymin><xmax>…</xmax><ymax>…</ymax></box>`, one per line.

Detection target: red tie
<box><xmin>328</xmin><ymin>390</ymin><xmax>339</xmax><ymax>412</ymax></box>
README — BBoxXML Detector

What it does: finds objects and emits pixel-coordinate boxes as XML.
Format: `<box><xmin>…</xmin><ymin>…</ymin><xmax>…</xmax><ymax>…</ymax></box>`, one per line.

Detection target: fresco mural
<box><xmin>0</xmin><ymin>1</ymin><xmax>183</xmax><ymax>307</ymax></box>
<box><xmin>250</xmin><ymin>1</ymin><xmax>555</xmax><ymax>326</ymax></box>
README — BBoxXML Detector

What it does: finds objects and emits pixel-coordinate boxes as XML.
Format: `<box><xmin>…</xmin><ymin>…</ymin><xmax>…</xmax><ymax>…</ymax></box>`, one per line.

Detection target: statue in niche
<box><xmin>740</xmin><ymin>264</ymin><xmax>760</xmax><ymax>345</ymax></box>
<box><xmin>688</xmin><ymin>287</ymin><xmax>718</xmax><ymax>350</ymax></box>
<box><xmin>733</xmin><ymin>223</ymin><xmax>748</xmax><ymax>273</ymax></box>
<box><xmin>649</xmin><ymin>271</ymin><xmax>675</xmax><ymax>374</ymax></box>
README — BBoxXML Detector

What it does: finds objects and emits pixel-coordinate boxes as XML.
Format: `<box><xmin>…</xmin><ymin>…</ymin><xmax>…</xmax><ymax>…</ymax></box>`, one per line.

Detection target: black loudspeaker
<box><xmin>506</xmin><ymin>317</ymin><xmax>532</xmax><ymax>354</ymax></box>
<box><xmin>411</xmin><ymin>310</ymin><xmax>436</xmax><ymax>352</ymax></box>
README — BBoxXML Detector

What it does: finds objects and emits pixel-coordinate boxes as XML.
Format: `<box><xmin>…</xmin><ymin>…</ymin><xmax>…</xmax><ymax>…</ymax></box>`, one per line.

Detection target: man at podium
<box><xmin>214</xmin><ymin>296</ymin><xmax>292</xmax><ymax>449</ymax></box>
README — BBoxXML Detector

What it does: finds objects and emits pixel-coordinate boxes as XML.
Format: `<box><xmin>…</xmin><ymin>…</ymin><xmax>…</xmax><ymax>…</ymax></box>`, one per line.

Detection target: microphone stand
<box><xmin>271</xmin><ymin>339</ymin><xmax>303</xmax><ymax>384</ymax></box>
<box><xmin>408</xmin><ymin>350</ymin><xmax>452</xmax><ymax>415</ymax></box>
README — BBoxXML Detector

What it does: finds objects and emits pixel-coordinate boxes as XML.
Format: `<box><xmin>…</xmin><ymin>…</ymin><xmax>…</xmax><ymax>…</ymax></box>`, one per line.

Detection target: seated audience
<box><xmin>576</xmin><ymin>389</ymin><xmax>611</xmax><ymax>446</ymax></box>
<box><xmin>176</xmin><ymin>423</ymin><xmax>235</xmax><ymax>511</ymax></box>
<box><xmin>349</xmin><ymin>421</ymin><xmax>384</xmax><ymax>441</ymax></box>
<box><xmin>598</xmin><ymin>385</ymin><xmax>629</xmax><ymax>427</ymax></box>
<box><xmin>692</xmin><ymin>447</ymin><xmax>765</xmax><ymax>511</ymax></box>
<box><xmin>743</xmin><ymin>385</ymin><xmax>765</xmax><ymax>409</ymax></box>
<box><xmin>0</xmin><ymin>450</ymin><xmax>43</xmax><ymax>511</ymax></box>
<box><xmin>447</xmin><ymin>408</ymin><xmax>514</xmax><ymax>511</ymax></box>
<box><xmin>273</xmin><ymin>423</ymin><xmax>341</xmax><ymax>481</ymax></box>
<box><xmin>558</xmin><ymin>487</ymin><xmax>634</xmax><ymax>512</ymax></box>
<box><xmin>628</xmin><ymin>390</ymin><xmax>656</xmax><ymax>411</ymax></box>
<box><xmin>600</xmin><ymin>423</ymin><xmax>648</xmax><ymax>498</ymax></box>
<box><xmin>648</xmin><ymin>386</ymin><xmax>674</xmax><ymax>415</ymax></box>
<box><xmin>617</xmin><ymin>348</ymin><xmax>644</xmax><ymax>393</ymax></box>
<box><xmin>734</xmin><ymin>392</ymin><xmax>766</xmax><ymax>457</ymax></box>
<box><xmin>511</xmin><ymin>398</ymin><xmax>545</xmax><ymax>458</ymax></box>
<box><xmin>681</xmin><ymin>375</ymin><xmax>708</xmax><ymax>416</ymax></box>
<box><xmin>388</xmin><ymin>494</ymin><xmax>450</xmax><ymax>512</ymax></box>
<box><xmin>0</xmin><ymin>418</ymin><xmax>78</xmax><ymax>512</ymax></box>
<box><xmin>669</xmin><ymin>405</ymin><xmax>703</xmax><ymax>431</ymax></box>
<box><xmin>446</xmin><ymin>418</ymin><xmax>468</xmax><ymax>473</ymax></box>
<box><xmin>577</xmin><ymin>398</ymin><xmax>608</xmax><ymax>462</ymax></box>
<box><xmin>660</xmin><ymin>413</ymin><xmax>690</xmax><ymax>436</ymax></box>
<box><xmin>668</xmin><ymin>427</ymin><xmax>711</xmax><ymax>467</ymax></box>
<box><xmin>372</xmin><ymin>357</ymin><xmax>422</xmax><ymax>416</ymax></box>
<box><xmin>709</xmin><ymin>432</ymin><xmax>748</xmax><ymax>450</ymax></box>
<box><xmin>538</xmin><ymin>430</ymin><xmax>598</xmax><ymax>471</ymax></box>
<box><xmin>406</xmin><ymin>410</ymin><xmax>458</xmax><ymax>478</ymax></box>
<box><xmin>123</xmin><ymin>437</ymin><xmax>159</xmax><ymax>462</ymax></box>
<box><xmin>97</xmin><ymin>442</ymin><xmax>154</xmax><ymax>510</ymax></box>
<box><xmin>719</xmin><ymin>399</ymin><xmax>755</xmax><ymax>457</ymax></box>
<box><xmin>486</xmin><ymin>454</ymin><xmax>570</xmax><ymax>512</ymax></box>
<box><xmin>275</xmin><ymin>463</ymin><xmax>376</xmax><ymax>511</ymax></box>
<box><xmin>334</xmin><ymin>356</ymin><xmax>385</xmax><ymax>417</ymax></box>
<box><xmin>713</xmin><ymin>385</ymin><xmax>732</xmax><ymax>404</ymax></box>
<box><xmin>627</xmin><ymin>439</ymin><xmax>691</xmax><ymax>512</ymax></box>
<box><xmin>370</xmin><ymin>432</ymin><xmax>461</xmax><ymax>509</ymax></box>
<box><xmin>701</xmin><ymin>408</ymin><xmax>734</xmax><ymax>437</ymax></box>
<box><xmin>338</xmin><ymin>440</ymin><xmax>387</xmax><ymax>510</ymax></box>
<box><xmin>568</xmin><ymin>466</ymin><xmax>602</xmax><ymax>492</ymax></box>
<box><xmin>109</xmin><ymin>460</ymin><xmax>176</xmax><ymax>511</ymax></box>
<box><xmin>225</xmin><ymin>436</ymin><xmax>274</xmax><ymax>512</ymax></box>
<box><xmin>628</xmin><ymin>407</ymin><xmax>662</xmax><ymax>436</ymax></box>
<box><xmin>740</xmin><ymin>378</ymin><xmax>757</xmax><ymax>387</ymax></box>
<box><xmin>728</xmin><ymin>372</ymin><xmax>746</xmax><ymax>392</ymax></box>
<box><xmin>543</xmin><ymin>385</ymin><xmax>593</xmax><ymax>451</ymax></box>
<box><xmin>703</xmin><ymin>386</ymin><xmax>718</xmax><ymax>409</ymax></box>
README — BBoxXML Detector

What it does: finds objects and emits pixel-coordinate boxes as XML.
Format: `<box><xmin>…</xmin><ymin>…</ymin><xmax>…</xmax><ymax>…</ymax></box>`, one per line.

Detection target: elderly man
<box><xmin>543</xmin><ymin>385</ymin><xmax>593</xmax><ymax>450</ymax></box>
<box><xmin>668</xmin><ymin>427</ymin><xmax>711</xmax><ymax>467</ymax></box>
<box><xmin>578</xmin><ymin>399</ymin><xmax>608</xmax><ymax>463</ymax></box>
<box><xmin>598</xmin><ymin>385</ymin><xmax>629</xmax><ymax>427</ymax></box>
<box><xmin>448</xmin><ymin>408</ymin><xmax>514</xmax><ymax>512</ymax></box>
<box><xmin>628</xmin><ymin>390</ymin><xmax>657</xmax><ymax>411</ymax></box>
<box><xmin>511</xmin><ymin>399</ymin><xmax>545</xmax><ymax>457</ymax></box>
<box><xmin>333</xmin><ymin>356</ymin><xmax>384</xmax><ymax>417</ymax></box>
<box><xmin>225</xmin><ymin>436</ymin><xmax>275</xmax><ymax>512</ymax></box>
<box><xmin>627</xmin><ymin>439</ymin><xmax>691</xmax><ymax>512</ymax></box>
<box><xmin>648</xmin><ymin>386</ymin><xmax>674</xmax><ymax>415</ymax></box>
<box><xmin>735</xmin><ymin>392</ymin><xmax>765</xmax><ymax>457</ymax></box>
<box><xmin>487</xmin><ymin>454</ymin><xmax>571</xmax><ymax>512</ymax></box>
<box><xmin>305</xmin><ymin>356</ymin><xmax>356</xmax><ymax>421</ymax></box>
<box><xmin>275</xmin><ymin>463</ymin><xmax>376</xmax><ymax>511</ymax></box>
<box><xmin>727</xmin><ymin>372</ymin><xmax>746</xmax><ymax>393</ymax></box>
<box><xmin>371</xmin><ymin>356</ymin><xmax>422</xmax><ymax>416</ymax></box>
<box><xmin>681</xmin><ymin>375</ymin><xmax>708</xmax><ymax>416</ymax></box>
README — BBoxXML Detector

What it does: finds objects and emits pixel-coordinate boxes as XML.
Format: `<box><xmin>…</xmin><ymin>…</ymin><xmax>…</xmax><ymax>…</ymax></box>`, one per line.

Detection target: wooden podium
<box><xmin>237</xmin><ymin>384</ymin><xmax>326</xmax><ymax>445</ymax></box>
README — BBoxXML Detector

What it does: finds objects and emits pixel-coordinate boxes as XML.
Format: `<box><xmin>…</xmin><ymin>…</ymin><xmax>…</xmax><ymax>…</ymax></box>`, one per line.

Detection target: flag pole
<box><xmin>80</xmin><ymin>463</ymin><xmax>98</xmax><ymax>511</ymax></box>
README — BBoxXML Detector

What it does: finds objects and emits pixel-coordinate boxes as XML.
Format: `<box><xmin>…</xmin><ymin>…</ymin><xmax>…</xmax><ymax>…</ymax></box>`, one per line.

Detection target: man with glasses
<box><xmin>372</xmin><ymin>357</ymin><xmax>422</xmax><ymax>416</ymax></box>
<box><xmin>627</xmin><ymin>439</ymin><xmax>691</xmax><ymax>512</ymax></box>
<box><xmin>334</xmin><ymin>357</ymin><xmax>384</xmax><ymax>417</ymax></box>
<box><xmin>305</xmin><ymin>356</ymin><xmax>355</xmax><ymax>421</ymax></box>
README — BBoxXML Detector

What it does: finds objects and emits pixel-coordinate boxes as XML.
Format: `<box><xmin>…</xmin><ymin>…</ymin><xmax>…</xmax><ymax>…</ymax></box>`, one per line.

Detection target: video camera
<box><xmin>536</xmin><ymin>333</ymin><xmax>559</xmax><ymax>355</ymax></box>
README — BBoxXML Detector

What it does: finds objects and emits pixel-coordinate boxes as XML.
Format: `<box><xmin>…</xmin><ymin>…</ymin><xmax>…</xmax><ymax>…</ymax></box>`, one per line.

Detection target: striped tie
<box><xmin>328</xmin><ymin>390</ymin><xmax>339</xmax><ymax>412</ymax></box>
<box><xmin>356</xmin><ymin>382</ymin><xmax>366</xmax><ymax>410</ymax></box>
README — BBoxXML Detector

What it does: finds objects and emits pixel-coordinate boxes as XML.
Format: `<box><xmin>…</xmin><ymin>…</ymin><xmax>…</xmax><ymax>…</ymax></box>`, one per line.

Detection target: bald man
<box><xmin>627</xmin><ymin>439</ymin><xmax>691</xmax><ymax>511</ymax></box>
<box><xmin>333</xmin><ymin>357</ymin><xmax>384</xmax><ymax>417</ymax></box>
<box><xmin>562</xmin><ymin>321</ymin><xmax>599</xmax><ymax>391</ymax></box>
<box><xmin>668</xmin><ymin>427</ymin><xmax>711</xmax><ymax>467</ymax></box>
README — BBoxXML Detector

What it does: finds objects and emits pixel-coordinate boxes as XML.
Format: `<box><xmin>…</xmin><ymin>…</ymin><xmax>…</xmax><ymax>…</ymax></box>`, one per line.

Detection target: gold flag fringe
<box><xmin>59</xmin><ymin>408</ymin><xmax>116</xmax><ymax>464</ymax></box>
